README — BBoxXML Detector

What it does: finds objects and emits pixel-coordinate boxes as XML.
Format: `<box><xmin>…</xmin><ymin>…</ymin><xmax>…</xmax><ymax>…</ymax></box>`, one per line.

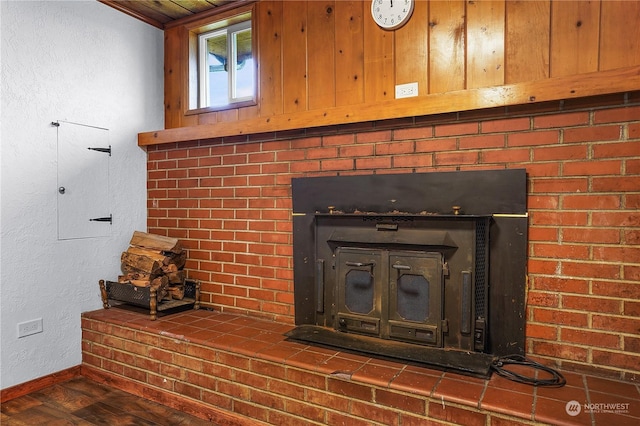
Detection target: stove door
<box><xmin>334</xmin><ymin>248</ymin><xmax>384</xmax><ymax>337</ymax></box>
<box><xmin>387</xmin><ymin>251</ymin><xmax>443</xmax><ymax>346</ymax></box>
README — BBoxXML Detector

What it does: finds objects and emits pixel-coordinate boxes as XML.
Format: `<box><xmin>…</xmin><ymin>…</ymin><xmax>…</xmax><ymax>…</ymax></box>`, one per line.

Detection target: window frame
<box><xmin>185</xmin><ymin>3</ymin><xmax>257</xmax><ymax>115</ymax></box>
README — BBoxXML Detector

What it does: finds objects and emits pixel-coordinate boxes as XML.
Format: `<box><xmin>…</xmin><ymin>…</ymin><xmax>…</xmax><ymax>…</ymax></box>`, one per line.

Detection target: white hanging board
<box><xmin>56</xmin><ymin>121</ymin><xmax>110</xmax><ymax>240</ymax></box>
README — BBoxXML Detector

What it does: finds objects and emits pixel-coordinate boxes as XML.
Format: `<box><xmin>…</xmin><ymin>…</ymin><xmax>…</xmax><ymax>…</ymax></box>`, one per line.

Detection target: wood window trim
<box><xmin>184</xmin><ymin>2</ymin><xmax>257</xmax><ymax>115</ymax></box>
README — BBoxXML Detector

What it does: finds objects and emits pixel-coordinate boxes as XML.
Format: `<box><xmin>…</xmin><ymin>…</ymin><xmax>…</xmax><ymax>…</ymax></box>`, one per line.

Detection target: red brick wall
<box><xmin>147</xmin><ymin>92</ymin><xmax>640</xmax><ymax>380</ymax></box>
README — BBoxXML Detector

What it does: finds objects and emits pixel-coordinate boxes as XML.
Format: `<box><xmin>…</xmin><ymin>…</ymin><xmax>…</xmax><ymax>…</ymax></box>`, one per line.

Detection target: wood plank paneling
<box><xmin>216</xmin><ymin>108</ymin><xmax>240</xmax><ymax>123</ymax></box>
<box><xmin>198</xmin><ymin>110</ymin><xmax>219</xmax><ymax>125</ymax></box>
<box><xmin>505</xmin><ymin>0</ymin><xmax>549</xmax><ymax>83</ymax></box>
<box><xmin>428</xmin><ymin>0</ymin><xmax>466</xmax><ymax>94</ymax></box>
<box><xmin>335</xmin><ymin>1</ymin><xmax>365</xmax><ymax>106</ymax></box>
<box><xmin>599</xmin><ymin>0</ymin><xmax>640</xmax><ymax>71</ymax></box>
<box><xmin>143</xmin><ymin>65</ymin><xmax>640</xmax><ymax>145</ymax></box>
<box><xmin>364</xmin><ymin>12</ymin><xmax>394</xmax><ymax>102</ymax></box>
<box><xmin>395</xmin><ymin>0</ymin><xmax>429</xmax><ymax>95</ymax></box>
<box><xmin>307</xmin><ymin>1</ymin><xmax>336</xmax><ymax>110</ymax></box>
<box><xmin>158</xmin><ymin>0</ymin><xmax>640</xmax><ymax>139</ymax></box>
<box><xmin>165</xmin><ymin>26</ymin><xmax>192</xmax><ymax>128</ymax></box>
<box><xmin>466</xmin><ymin>0</ymin><xmax>505</xmax><ymax>89</ymax></box>
<box><xmin>237</xmin><ymin>104</ymin><xmax>259</xmax><ymax>121</ymax></box>
<box><xmin>258</xmin><ymin>0</ymin><xmax>284</xmax><ymax>117</ymax></box>
<box><xmin>282</xmin><ymin>1</ymin><xmax>308</xmax><ymax>113</ymax></box>
<box><xmin>550</xmin><ymin>0</ymin><xmax>600</xmax><ymax>77</ymax></box>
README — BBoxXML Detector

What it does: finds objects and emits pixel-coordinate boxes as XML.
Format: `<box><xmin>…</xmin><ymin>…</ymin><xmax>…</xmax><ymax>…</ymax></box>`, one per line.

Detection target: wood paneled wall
<box><xmin>151</xmin><ymin>0</ymin><xmax>640</xmax><ymax>145</ymax></box>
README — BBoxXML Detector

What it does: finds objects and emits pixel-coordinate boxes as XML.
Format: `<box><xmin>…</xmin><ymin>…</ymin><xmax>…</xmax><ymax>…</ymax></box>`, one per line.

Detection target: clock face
<box><xmin>371</xmin><ymin>0</ymin><xmax>415</xmax><ymax>30</ymax></box>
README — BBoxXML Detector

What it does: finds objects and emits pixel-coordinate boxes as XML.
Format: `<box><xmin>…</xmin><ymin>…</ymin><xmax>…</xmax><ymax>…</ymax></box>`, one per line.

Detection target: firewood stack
<box><xmin>119</xmin><ymin>231</ymin><xmax>187</xmax><ymax>302</ymax></box>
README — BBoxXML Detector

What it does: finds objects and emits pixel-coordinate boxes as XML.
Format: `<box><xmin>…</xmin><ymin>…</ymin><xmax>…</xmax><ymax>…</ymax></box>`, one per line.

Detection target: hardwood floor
<box><xmin>1</xmin><ymin>376</ymin><xmax>214</xmax><ymax>425</ymax></box>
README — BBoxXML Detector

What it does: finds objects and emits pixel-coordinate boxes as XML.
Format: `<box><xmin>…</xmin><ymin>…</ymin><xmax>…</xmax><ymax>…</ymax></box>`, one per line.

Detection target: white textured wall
<box><xmin>1</xmin><ymin>0</ymin><xmax>163</xmax><ymax>389</ymax></box>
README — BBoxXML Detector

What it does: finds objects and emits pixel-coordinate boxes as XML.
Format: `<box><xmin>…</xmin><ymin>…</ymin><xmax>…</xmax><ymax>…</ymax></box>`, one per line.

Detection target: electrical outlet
<box><xmin>17</xmin><ymin>318</ymin><xmax>43</xmax><ymax>338</ymax></box>
<box><xmin>395</xmin><ymin>82</ymin><xmax>418</xmax><ymax>99</ymax></box>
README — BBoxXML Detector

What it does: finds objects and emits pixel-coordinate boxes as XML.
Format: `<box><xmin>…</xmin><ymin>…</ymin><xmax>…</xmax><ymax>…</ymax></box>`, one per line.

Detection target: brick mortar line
<box><xmin>83</xmin><ymin>330</ymin><xmax>505</xmax><ymax>416</ymax></box>
<box><xmin>526</xmin><ymin>290</ymin><xmax>637</xmax><ymax>302</ymax></box>
<box><xmin>529</xmin><ymin>350</ymin><xmax>639</xmax><ymax>379</ymax></box>
<box><xmin>81</xmin><ymin>345</ymin><xmax>454</xmax><ymax>424</ymax></box>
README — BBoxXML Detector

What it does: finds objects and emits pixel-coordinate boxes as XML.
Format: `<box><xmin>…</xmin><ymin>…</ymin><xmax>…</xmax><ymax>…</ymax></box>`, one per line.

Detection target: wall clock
<box><xmin>371</xmin><ymin>0</ymin><xmax>414</xmax><ymax>30</ymax></box>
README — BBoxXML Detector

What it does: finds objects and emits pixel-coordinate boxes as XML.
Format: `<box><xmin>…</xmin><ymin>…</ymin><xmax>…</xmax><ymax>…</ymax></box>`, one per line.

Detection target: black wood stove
<box><xmin>287</xmin><ymin>169</ymin><xmax>527</xmax><ymax>377</ymax></box>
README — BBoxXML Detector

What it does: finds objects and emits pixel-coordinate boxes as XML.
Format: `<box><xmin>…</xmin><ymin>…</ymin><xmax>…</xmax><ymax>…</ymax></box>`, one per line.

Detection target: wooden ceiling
<box><xmin>99</xmin><ymin>0</ymin><xmax>238</xmax><ymax>29</ymax></box>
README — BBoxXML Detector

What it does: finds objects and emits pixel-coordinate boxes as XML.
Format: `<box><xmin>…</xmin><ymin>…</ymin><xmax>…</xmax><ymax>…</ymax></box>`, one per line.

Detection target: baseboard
<box><xmin>1</xmin><ymin>365</ymin><xmax>81</xmax><ymax>403</ymax></box>
<box><xmin>2</xmin><ymin>364</ymin><xmax>263</xmax><ymax>425</ymax></box>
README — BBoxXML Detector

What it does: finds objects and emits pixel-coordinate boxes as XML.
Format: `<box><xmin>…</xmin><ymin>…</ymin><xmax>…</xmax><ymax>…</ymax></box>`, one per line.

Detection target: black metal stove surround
<box><xmin>287</xmin><ymin>169</ymin><xmax>527</xmax><ymax>377</ymax></box>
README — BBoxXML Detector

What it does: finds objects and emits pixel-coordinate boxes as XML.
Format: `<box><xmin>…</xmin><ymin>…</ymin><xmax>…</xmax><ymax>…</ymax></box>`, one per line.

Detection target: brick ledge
<box><xmin>81</xmin><ymin>308</ymin><xmax>640</xmax><ymax>425</ymax></box>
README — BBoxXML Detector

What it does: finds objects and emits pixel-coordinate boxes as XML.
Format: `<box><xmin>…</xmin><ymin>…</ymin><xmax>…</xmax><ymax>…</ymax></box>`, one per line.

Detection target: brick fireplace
<box><xmin>146</xmin><ymin>91</ymin><xmax>639</xmax><ymax>382</ymax></box>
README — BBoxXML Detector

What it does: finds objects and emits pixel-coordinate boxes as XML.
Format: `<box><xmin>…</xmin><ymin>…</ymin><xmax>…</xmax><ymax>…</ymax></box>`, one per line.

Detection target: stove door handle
<box><xmin>345</xmin><ymin>261</ymin><xmax>375</xmax><ymax>267</ymax></box>
<box><xmin>392</xmin><ymin>264</ymin><xmax>411</xmax><ymax>271</ymax></box>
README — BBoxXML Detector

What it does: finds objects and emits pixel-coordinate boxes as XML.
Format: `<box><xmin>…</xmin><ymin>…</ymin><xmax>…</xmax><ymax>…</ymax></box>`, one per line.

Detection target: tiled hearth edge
<box><xmin>81</xmin><ymin>308</ymin><xmax>640</xmax><ymax>426</ymax></box>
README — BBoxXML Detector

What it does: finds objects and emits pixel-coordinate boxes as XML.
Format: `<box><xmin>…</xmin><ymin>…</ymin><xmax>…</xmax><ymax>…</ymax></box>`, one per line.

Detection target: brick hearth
<box><xmin>82</xmin><ymin>307</ymin><xmax>640</xmax><ymax>426</ymax></box>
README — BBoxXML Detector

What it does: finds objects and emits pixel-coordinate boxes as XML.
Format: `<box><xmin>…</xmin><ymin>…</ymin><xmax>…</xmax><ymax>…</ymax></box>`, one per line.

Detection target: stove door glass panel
<box><xmin>345</xmin><ymin>269</ymin><xmax>374</xmax><ymax>314</ymax></box>
<box><xmin>396</xmin><ymin>273</ymin><xmax>429</xmax><ymax>321</ymax></box>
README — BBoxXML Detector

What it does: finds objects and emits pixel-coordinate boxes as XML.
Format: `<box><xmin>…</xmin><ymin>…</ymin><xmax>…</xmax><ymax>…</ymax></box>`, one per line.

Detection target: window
<box><xmin>198</xmin><ymin>20</ymin><xmax>253</xmax><ymax>108</ymax></box>
<box><xmin>188</xmin><ymin>6</ymin><xmax>255</xmax><ymax>112</ymax></box>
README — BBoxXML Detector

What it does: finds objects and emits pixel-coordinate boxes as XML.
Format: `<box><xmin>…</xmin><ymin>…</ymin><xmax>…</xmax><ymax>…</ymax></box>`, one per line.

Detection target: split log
<box><xmin>130</xmin><ymin>230</ymin><xmax>183</xmax><ymax>254</ymax></box>
<box><xmin>162</xmin><ymin>263</ymin><xmax>178</xmax><ymax>274</ymax></box>
<box><xmin>121</xmin><ymin>252</ymin><xmax>162</xmax><ymax>277</ymax></box>
<box><xmin>151</xmin><ymin>276</ymin><xmax>169</xmax><ymax>301</ymax></box>
<box><xmin>126</xmin><ymin>246</ymin><xmax>166</xmax><ymax>263</ymax></box>
<box><xmin>118</xmin><ymin>272</ymin><xmax>151</xmax><ymax>283</ymax></box>
<box><xmin>164</xmin><ymin>250</ymin><xmax>186</xmax><ymax>269</ymax></box>
<box><xmin>124</xmin><ymin>246</ymin><xmax>185</xmax><ymax>273</ymax></box>
<box><xmin>166</xmin><ymin>285</ymin><xmax>185</xmax><ymax>300</ymax></box>
<box><xmin>166</xmin><ymin>270</ymin><xmax>185</xmax><ymax>285</ymax></box>
<box><xmin>124</xmin><ymin>279</ymin><xmax>154</xmax><ymax>287</ymax></box>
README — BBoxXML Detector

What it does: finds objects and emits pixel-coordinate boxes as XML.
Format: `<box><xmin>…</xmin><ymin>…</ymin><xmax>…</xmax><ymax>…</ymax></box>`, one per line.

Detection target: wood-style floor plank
<box><xmin>0</xmin><ymin>377</ymin><xmax>214</xmax><ymax>425</ymax></box>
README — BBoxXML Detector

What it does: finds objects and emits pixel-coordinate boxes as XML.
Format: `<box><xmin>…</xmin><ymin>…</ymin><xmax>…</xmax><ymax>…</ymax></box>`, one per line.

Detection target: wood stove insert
<box><xmin>288</xmin><ymin>170</ymin><xmax>527</xmax><ymax>377</ymax></box>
